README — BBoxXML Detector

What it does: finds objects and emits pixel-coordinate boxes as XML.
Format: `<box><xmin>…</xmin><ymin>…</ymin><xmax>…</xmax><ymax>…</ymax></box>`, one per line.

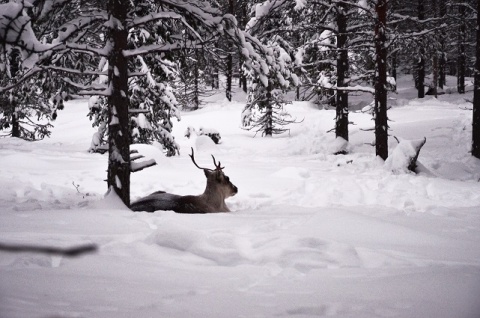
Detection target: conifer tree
<box><xmin>241</xmin><ymin>0</ymin><xmax>300</xmax><ymax>137</ymax></box>
<box><xmin>0</xmin><ymin>49</ymin><xmax>53</xmax><ymax>140</ymax></box>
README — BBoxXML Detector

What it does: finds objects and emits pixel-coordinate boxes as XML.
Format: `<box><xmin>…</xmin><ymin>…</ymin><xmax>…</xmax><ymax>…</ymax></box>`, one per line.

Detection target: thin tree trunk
<box><xmin>11</xmin><ymin>111</ymin><xmax>20</xmax><ymax>137</ymax></box>
<box><xmin>416</xmin><ymin>0</ymin><xmax>425</xmax><ymax>98</ymax></box>
<box><xmin>432</xmin><ymin>54</ymin><xmax>438</xmax><ymax>98</ymax></box>
<box><xmin>9</xmin><ymin>50</ymin><xmax>20</xmax><ymax>138</ymax></box>
<box><xmin>439</xmin><ymin>52</ymin><xmax>445</xmax><ymax>89</ymax></box>
<box><xmin>458</xmin><ymin>3</ymin><xmax>466</xmax><ymax>94</ymax></box>
<box><xmin>391</xmin><ymin>49</ymin><xmax>397</xmax><ymax>82</ymax></box>
<box><xmin>107</xmin><ymin>0</ymin><xmax>130</xmax><ymax>206</ymax></box>
<box><xmin>431</xmin><ymin>0</ymin><xmax>439</xmax><ymax>96</ymax></box>
<box><xmin>375</xmin><ymin>0</ymin><xmax>388</xmax><ymax>160</ymax></box>
<box><xmin>264</xmin><ymin>81</ymin><xmax>273</xmax><ymax>137</ymax></box>
<box><xmin>226</xmin><ymin>54</ymin><xmax>232</xmax><ymax>101</ymax></box>
<box><xmin>241</xmin><ymin>72</ymin><xmax>247</xmax><ymax>93</ymax></box>
<box><xmin>225</xmin><ymin>0</ymin><xmax>234</xmax><ymax>102</ymax></box>
<box><xmin>193</xmin><ymin>49</ymin><xmax>200</xmax><ymax>110</ymax></box>
<box><xmin>438</xmin><ymin>1</ymin><xmax>447</xmax><ymax>89</ymax></box>
<box><xmin>213</xmin><ymin>67</ymin><xmax>219</xmax><ymax>89</ymax></box>
<box><xmin>335</xmin><ymin>3</ymin><xmax>349</xmax><ymax>143</ymax></box>
<box><xmin>472</xmin><ymin>0</ymin><xmax>480</xmax><ymax>159</ymax></box>
<box><xmin>417</xmin><ymin>53</ymin><xmax>425</xmax><ymax>98</ymax></box>
<box><xmin>239</xmin><ymin>1</ymin><xmax>248</xmax><ymax>93</ymax></box>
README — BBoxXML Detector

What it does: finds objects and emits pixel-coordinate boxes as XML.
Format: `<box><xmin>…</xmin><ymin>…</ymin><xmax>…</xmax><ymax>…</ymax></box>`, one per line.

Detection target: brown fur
<box><xmin>130</xmin><ymin>150</ymin><xmax>238</xmax><ymax>213</ymax></box>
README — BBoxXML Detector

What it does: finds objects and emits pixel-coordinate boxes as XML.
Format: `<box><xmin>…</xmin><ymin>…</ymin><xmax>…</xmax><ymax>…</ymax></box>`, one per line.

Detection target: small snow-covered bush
<box><xmin>185</xmin><ymin>126</ymin><xmax>222</xmax><ymax>144</ymax></box>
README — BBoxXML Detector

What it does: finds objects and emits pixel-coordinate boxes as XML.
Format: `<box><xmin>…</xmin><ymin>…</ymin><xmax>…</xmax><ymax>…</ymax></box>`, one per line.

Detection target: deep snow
<box><xmin>1</xmin><ymin>76</ymin><xmax>480</xmax><ymax>318</ymax></box>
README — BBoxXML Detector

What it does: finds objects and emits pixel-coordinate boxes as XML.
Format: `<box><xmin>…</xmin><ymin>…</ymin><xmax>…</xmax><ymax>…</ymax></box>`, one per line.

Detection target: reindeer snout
<box><xmin>232</xmin><ymin>185</ymin><xmax>238</xmax><ymax>195</ymax></box>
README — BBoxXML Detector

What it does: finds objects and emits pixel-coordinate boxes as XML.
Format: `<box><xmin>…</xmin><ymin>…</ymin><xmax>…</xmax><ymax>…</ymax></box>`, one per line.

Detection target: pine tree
<box><xmin>0</xmin><ymin>49</ymin><xmax>54</xmax><ymax>140</ymax></box>
<box><xmin>241</xmin><ymin>0</ymin><xmax>300</xmax><ymax>137</ymax></box>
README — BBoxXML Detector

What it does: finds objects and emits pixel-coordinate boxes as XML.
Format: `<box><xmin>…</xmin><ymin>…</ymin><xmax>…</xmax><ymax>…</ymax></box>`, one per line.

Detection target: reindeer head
<box><xmin>189</xmin><ymin>147</ymin><xmax>238</xmax><ymax>199</ymax></box>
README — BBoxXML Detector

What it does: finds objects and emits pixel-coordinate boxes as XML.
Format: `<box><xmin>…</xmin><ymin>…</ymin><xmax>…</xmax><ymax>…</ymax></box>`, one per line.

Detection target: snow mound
<box><xmin>195</xmin><ymin>135</ymin><xmax>217</xmax><ymax>151</ymax></box>
<box><xmin>272</xmin><ymin>167</ymin><xmax>310</xmax><ymax>180</ymax></box>
<box><xmin>385</xmin><ymin>138</ymin><xmax>426</xmax><ymax>173</ymax></box>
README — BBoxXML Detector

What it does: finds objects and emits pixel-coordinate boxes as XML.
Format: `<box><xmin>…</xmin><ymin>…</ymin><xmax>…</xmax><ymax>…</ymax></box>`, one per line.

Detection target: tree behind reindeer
<box><xmin>130</xmin><ymin>148</ymin><xmax>237</xmax><ymax>213</ymax></box>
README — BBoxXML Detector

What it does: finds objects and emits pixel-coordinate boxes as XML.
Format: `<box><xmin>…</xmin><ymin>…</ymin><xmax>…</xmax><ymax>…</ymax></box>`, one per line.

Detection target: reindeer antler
<box><xmin>189</xmin><ymin>147</ymin><xmax>224</xmax><ymax>171</ymax></box>
<box><xmin>211</xmin><ymin>155</ymin><xmax>224</xmax><ymax>170</ymax></box>
<box><xmin>189</xmin><ymin>147</ymin><xmax>210</xmax><ymax>171</ymax></box>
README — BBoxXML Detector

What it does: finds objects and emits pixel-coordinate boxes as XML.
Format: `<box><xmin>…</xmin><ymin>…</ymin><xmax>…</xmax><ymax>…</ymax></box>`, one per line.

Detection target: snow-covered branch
<box><xmin>123</xmin><ymin>41</ymin><xmax>204</xmax><ymax>57</ymax></box>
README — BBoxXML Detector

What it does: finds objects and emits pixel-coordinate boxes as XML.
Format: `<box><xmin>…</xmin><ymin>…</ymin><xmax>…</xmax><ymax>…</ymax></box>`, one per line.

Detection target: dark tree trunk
<box><xmin>335</xmin><ymin>3</ymin><xmax>349</xmax><ymax>143</ymax></box>
<box><xmin>9</xmin><ymin>50</ymin><xmax>20</xmax><ymax>138</ymax></box>
<box><xmin>432</xmin><ymin>54</ymin><xmax>438</xmax><ymax>97</ymax></box>
<box><xmin>193</xmin><ymin>49</ymin><xmax>200</xmax><ymax>110</ymax></box>
<box><xmin>416</xmin><ymin>0</ymin><xmax>425</xmax><ymax>98</ymax></box>
<box><xmin>241</xmin><ymin>71</ymin><xmax>247</xmax><ymax>93</ymax></box>
<box><xmin>439</xmin><ymin>53</ymin><xmax>446</xmax><ymax>89</ymax></box>
<box><xmin>431</xmin><ymin>0</ymin><xmax>439</xmax><ymax>95</ymax></box>
<box><xmin>11</xmin><ymin>111</ymin><xmax>20</xmax><ymax>137</ymax></box>
<box><xmin>457</xmin><ymin>4</ymin><xmax>466</xmax><ymax>94</ymax></box>
<box><xmin>107</xmin><ymin>0</ymin><xmax>130</xmax><ymax>206</ymax></box>
<box><xmin>239</xmin><ymin>1</ymin><xmax>248</xmax><ymax>93</ymax></box>
<box><xmin>375</xmin><ymin>0</ymin><xmax>388</xmax><ymax>160</ymax></box>
<box><xmin>473</xmin><ymin>0</ymin><xmax>480</xmax><ymax>159</ymax></box>
<box><xmin>417</xmin><ymin>53</ymin><xmax>425</xmax><ymax>98</ymax></box>
<box><xmin>264</xmin><ymin>81</ymin><xmax>273</xmax><ymax>137</ymax></box>
<box><xmin>213</xmin><ymin>67</ymin><xmax>219</xmax><ymax>89</ymax></box>
<box><xmin>391</xmin><ymin>50</ymin><xmax>397</xmax><ymax>82</ymax></box>
<box><xmin>438</xmin><ymin>1</ymin><xmax>447</xmax><ymax>89</ymax></box>
<box><xmin>225</xmin><ymin>0</ymin><xmax>234</xmax><ymax>102</ymax></box>
<box><xmin>226</xmin><ymin>54</ymin><xmax>233</xmax><ymax>101</ymax></box>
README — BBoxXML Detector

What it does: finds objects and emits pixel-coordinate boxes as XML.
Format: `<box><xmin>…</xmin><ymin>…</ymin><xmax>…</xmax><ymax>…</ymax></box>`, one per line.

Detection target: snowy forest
<box><xmin>1</xmin><ymin>0</ymin><xmax>480</xmax><ymax>317</ymax></box>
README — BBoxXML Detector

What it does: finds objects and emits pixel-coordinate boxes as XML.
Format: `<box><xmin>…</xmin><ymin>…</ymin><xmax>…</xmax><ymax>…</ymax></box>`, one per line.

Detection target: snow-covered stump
<box><xmin>385</xmin><ymin>137</ymin><xmax>427</xmax><ymax>174</ymax></box>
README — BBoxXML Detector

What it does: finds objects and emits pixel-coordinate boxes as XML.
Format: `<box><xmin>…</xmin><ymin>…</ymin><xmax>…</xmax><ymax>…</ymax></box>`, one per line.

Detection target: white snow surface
<box><xmin>1</xmin><ymin>77</ymin><xmax>480</xmax><ymax>318</ymax></box>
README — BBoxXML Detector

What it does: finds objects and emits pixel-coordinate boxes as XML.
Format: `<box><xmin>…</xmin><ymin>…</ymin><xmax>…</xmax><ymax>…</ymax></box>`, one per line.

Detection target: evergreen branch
<box><xmin>0</xmin><ymin>67</ymin><xmax>43</xmax><ymax>94</ymax></box>
<box><xmin>45</xmin><ymin>65</ymin><xmax>107</xmax><ymax>77</ymax></box>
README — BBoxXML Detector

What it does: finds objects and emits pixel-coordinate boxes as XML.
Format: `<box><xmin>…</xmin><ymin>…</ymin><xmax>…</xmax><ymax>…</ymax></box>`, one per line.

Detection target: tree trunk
<box><xmin>473</xmin><ymin>0</ymin><xmax>480</xmax><ymax>159</ymax></box>
<box><xmin>193</xmin><ymin>49</ymin><xmax>200</xmax><ymax>110</ymax></box>
<box><xmin>439</xmin><ymin>52</ymin><xmax>445</xmax><ymax>89</ymax></box>
<box><xmin>335</xmin><ymin>3</ymin><xmax>349</xmax><ymax>143</ymax></box>
<box><xmin>9</xmin><ymin>50</ymin><xmax>20</xmax><ymax>138</ymax></box>
<box><xmin>264</xmin><ymin>81</ymin><xmax>273</xmax><ymax>137</ymax></box>
<box><xmin>239</xmin><ymin>1</ymin><xmax>248</xmax><ymax>93</ymax></box>
<box><xmin>457</xmin><ymin>4</ymin><xmax>466</xmax><ymax>94</ymax></box>
<box><xmin>213</xmin><ymin>67</ymin><xmax>219</xmax><ymax>89</ymax></box>
<box><xmin>416</xmin><ymin>0</ymin><xmax>425</xmax><ymax>98</ymax></box>
<box><xmin>375</xmin><ymin>0</ymin><xmax>388</xmax><ymax>160</ymax></box>
<box><xmin>432</xmin><ymin>54</ymin><xmax>438</xmax><ymax>98</ymax></box>
<box><xmin>241</xmin><ymin>72</ymin><xmax>247</xmax><ymax>93</ymax></box>
<box><xmin>11</xmin><ymin>111</ymin><xmax>20</xmax><ymax>137</ymax></box>
<box><xmin>107</xmin><ymin>0</ymin><xmax>130</xmax><ymax>206</ymax></box>
<box><xmin>438</xmin><ymin>1</ymin><xmax>447</xmax><ymax>89</ymax></box>
<box><xmin>226</xmin><ymin>53</ymin><xmax>233</xmax><ymax>101</ymax></box>
<box><xmin>391</xmin><ymin>49</ymin><xmax>397</xmax><ymax>82</ymax></box>
<box><xmin>417</xmin><ymin>53</ymin><xmax>425</xmax><ymax>98</ymax></box>
<box><xmin>225</xmin><ymin>0</ymin><xmax>234</xmax><ymax>102</ymax></box>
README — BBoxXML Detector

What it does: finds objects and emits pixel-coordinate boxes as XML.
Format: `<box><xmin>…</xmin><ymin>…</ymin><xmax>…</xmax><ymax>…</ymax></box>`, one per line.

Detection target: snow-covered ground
<box><xmin>1</xmin><ymin>76</ymin><xmax>480</xmax><ymax>318</ymax></box>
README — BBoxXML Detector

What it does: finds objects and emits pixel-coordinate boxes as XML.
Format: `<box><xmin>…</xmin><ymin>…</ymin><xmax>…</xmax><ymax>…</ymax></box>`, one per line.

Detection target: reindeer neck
<box><xmin>199</xmin><ymin>181</ymin><xmax>227</xmax><ymax>210</ymax></box>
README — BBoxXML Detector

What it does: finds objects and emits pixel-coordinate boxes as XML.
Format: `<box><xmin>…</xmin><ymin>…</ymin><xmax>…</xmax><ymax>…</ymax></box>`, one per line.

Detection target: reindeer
<box><xmin>130</xmin><ymin>148</ymin><xmax>238</xmax><ymax>213</ymax></box>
